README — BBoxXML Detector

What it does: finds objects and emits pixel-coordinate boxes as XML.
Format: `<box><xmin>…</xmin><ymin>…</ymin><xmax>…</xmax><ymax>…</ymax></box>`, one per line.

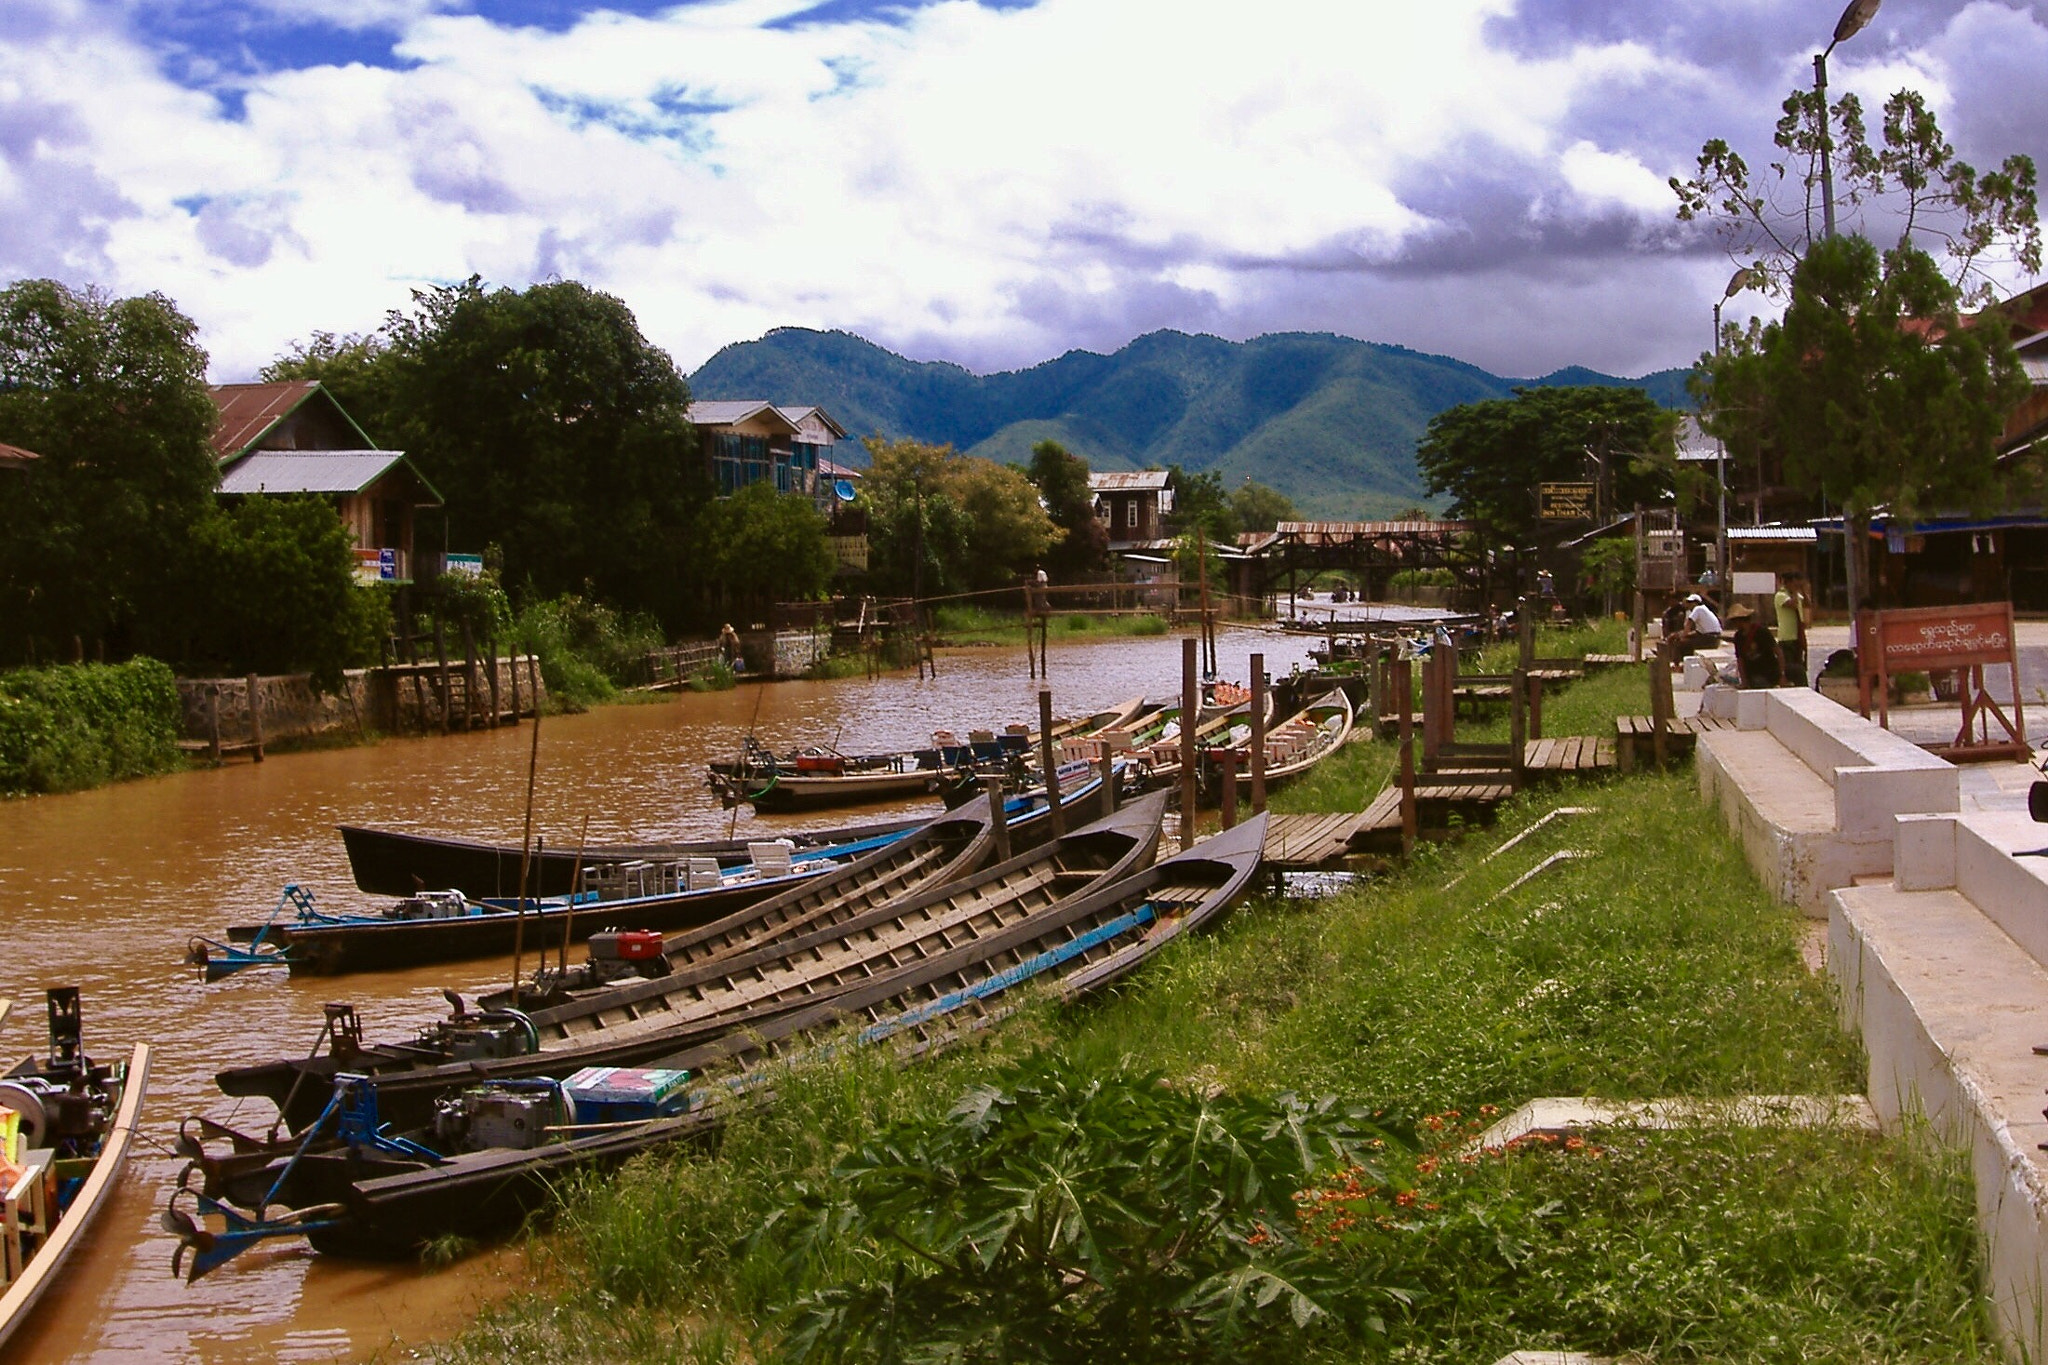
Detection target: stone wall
<box><xmin>177</xmin><ymin>655</ymin><xmax>547</xmax><ymax>746</ymax></box>
<box><xmin>740</xmin><ymin>629</ymin><xmax>829</xmax><ymax>679</ymax></box>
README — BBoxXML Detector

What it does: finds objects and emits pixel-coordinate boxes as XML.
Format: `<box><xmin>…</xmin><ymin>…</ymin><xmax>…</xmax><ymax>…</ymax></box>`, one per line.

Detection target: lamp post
<box><xmin>1815</xmin><ymin>0</ymin><xmax>1879</xmax><ymax>619</ymax></box>
<box><xmin>1816</xmin><ymin>0</ymin><xmax>1880</xmax><ymax>240</ymax></box>
<box><xmin>1711</xmin><ymin>266</ymin><xmax>1760</xmax><ymax>585</ymax></box>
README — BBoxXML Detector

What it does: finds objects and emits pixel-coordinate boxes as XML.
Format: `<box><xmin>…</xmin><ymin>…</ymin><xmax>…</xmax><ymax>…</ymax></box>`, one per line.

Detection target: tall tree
<box><xmin>0</xmin><ymin>280</ymin><xmax>219</xmax><ymax>661</ymax></box>
<box><xmin>1415</xmin><ymin>387</ymin><xmax>1677</xmax><ymax>548</ymax></box>
<box><xmin>1165</xmin><ymin>466</ymin><xmax>1237</xmax><ymax>542</ymax></box>
<box><xmin>695</xmin><ymin>481</ymin><xmax>836</xmax><ymax>620</ymax></box>
<box><xmin>1024</xmin><ymin>440</ymin><xmax>1108</xmax><ymax>579</ymax></box>
<box><xmin>1228</xmin><ymin>480</ymin><xmax>1295</xmax><ymax>533</ymax></box>
<box><xmin>373</xmin><ymin>278</ymin><xmax>700</xmax><ymax>628</ymax></box>
<box><xmin>262</xmin><ymin>330</ymin><xmax>401</xmax><ymax>442</ymax></box>
<box><xmin>862</xmin><ymin>439</ymin><xmax>1055</xmax><ymax>599</ymax></box>
<box><xmin>1706</xmin><ymin>235</ymin><xmax>2026</xmax><ymax>606</ymax></box>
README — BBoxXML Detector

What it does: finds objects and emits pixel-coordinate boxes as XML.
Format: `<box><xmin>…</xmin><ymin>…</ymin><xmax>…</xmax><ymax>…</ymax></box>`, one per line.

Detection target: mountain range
<box><xmin>689</xmin><ymin>327</ymin><xmax>1693</xmax><ymax>520</ymax></box>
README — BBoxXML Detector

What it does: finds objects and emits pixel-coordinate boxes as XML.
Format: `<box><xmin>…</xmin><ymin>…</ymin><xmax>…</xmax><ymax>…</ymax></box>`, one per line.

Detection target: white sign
<box><xmin>445</xmin><ymin>553</ymin><xmax>484</xmax><ymax>579</ymax></box>
<box><xmin>1731</xmin><ymin>572</ymin><xmax>1777</xmax><ymax>596</ymax></box>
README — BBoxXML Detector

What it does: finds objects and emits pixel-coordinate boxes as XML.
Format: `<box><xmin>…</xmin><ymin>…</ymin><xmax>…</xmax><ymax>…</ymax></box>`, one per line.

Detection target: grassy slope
<box><xmin>425</xmin><ymin>649</ymin><xmax>1996</xmax><ymax>1365</ymax></box>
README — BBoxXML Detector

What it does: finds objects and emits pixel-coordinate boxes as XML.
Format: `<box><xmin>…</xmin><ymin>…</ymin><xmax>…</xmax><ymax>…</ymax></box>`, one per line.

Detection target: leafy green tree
<box><xmin>862</xmin><ymin>438</ymin><xmax>1055</xmax><ymax>598</ymax></box>
<box><xmin>1228</xmin><ymin>480</ymin><xmax>1296</xmax><ymax>533</ymax></box>
<box><xmin>1672</xmin><ymin>88</ymin><xmax>2040</xmax><ymax>304</ymax></box>
<box><xmin>370</xmin><ymin>277</ymin><xmax>699</xmax><ymax>628</ymax></box>
<box><xmin>1415</xmin><ymin>387</ymin><xmax>1677</xmax><ymax>548</ymax></box>
<box><xmin>1025</xmin><ymin>439</ymin><xmax>1108</xmax><ymax>579</ymax></box>
<box><xmin>0</xmin><ymin>280</ymin><xmax>219</xmax><ymax>661</ymax></box>
<box><xmin>261</xmin><ymin>330</ymin><xmax>401</xmax><ymax>442</ymax></box>
<box><xmin>1166</xmin><ymin>465</ymin><xmax>1238</xmax><ymax>542</ymax></box>
<box><xmin>179</xmin><ymin>495</ymin><xmax>391</xmax><ymax>692</ymax></box>
<box><xmin>1704</xmin><ymin>235</ymin><xmax>2026</xmax><ymax>607</ymax></box>
<box><xmin>695</xmin><ymin>481</ymin><xmax>836</xmax><ymax>618</ymax></box>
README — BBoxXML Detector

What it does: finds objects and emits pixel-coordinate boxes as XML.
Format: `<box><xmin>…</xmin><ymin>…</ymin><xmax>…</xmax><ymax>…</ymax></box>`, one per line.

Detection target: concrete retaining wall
<box><xmin>178</xmin><ymin>655</ymin><xmax>547</xmax><ymax>745</ymax></box>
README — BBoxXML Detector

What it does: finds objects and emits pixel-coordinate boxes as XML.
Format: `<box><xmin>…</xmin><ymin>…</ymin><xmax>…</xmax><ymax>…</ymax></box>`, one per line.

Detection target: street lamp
<box><xmin>1816</xmin><ymin>0</ymin><xmax>1881</xmax><ymax>240</ymax></box>
<box><xmin>1712</xmin><ymin>266</ymin><xmax>1761</xmax><ymax>583</ymax></box>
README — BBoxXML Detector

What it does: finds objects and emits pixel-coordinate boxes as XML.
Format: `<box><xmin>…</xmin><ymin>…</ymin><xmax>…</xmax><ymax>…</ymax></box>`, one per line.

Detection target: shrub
<box><xmin>511</xmin><ymin>594</ymin><xmax>665</xmax><ymax>710</ymax></box>
<box><xmin>0</xmin><ymin>658</ymin><xmax>182</xmax><ymax>795</ymax></box>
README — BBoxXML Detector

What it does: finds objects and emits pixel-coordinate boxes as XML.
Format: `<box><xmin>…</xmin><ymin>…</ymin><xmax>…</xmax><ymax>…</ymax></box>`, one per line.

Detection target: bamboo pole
<box><xmin>1180</xmin><ymin>637</ymin><xmax>1199</xmax><ymax>851</ymax></box>
<box><xmin>1036</xmin><ymin>687</ymin><xmax>1065</xmax><ymax>839</ymax></box>
<box><xmin>509</xmin><ymin>708</ymin><xmax>543</xmax><ymax>997</ymax></box>
<box><xmin>558</xmin><ymin>814</ymin><xmax>591</xmax><ymax>975</ymax></box>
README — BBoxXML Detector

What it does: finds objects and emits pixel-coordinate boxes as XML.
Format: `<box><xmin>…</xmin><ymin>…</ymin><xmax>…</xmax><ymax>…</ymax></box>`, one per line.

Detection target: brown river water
<box><xmin>0</xmin><ymin>627</ymin><xmax>1320</xmax><ymax>1364</ymax></box>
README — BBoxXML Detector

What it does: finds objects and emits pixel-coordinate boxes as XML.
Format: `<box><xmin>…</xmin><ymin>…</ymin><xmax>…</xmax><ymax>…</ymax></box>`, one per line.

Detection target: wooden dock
<box><xmin>1522</xmin><ymin>736</ymin><xmax>1616</xmax><ymax>774</ymax></box>
<box><xmin>1614</xmin><ymin>714</ymin><xmax>1736</xmax><ymax>770</ymax></box>
<box><xmin>1262</xmin><ymin>811</ymin><xmax>1382</xmax><ymax>871</ymax></box>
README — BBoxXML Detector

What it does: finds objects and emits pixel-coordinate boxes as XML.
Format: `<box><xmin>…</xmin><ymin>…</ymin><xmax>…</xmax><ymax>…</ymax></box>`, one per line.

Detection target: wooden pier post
<box><xmin>528</xmin><ymin>654</ymin><xmax>542</xmax><ymax>716</ymax></box>
<box><xmin>206</xmin><ymin>683</ymin><xmax>222</xmax><ymax>765</ymax></box>
<box><xmin>1527</xmin><ymin>670</ymin><xmax>1544</xmax><ymax>740</ymax></box>
<box><xmin>487</xmin><ymin>634</ymin><xmax>502</xmax><ymax>727</ymax></box>
<box><xmin>434</xmin><ymin>619</ymin><xmax>453</xmax><ymax>734</ymax></box>
<box><xmin>1651</xmin><ymin>654</ymin><xmax>1672</xmax><ymax>768</ymax></box>
<box><xmin>1511</xmin><ymin>665</ymin><xmax>1528</xmax><ymax>781</ymax></box>
<box><xmin>1037</xmin><ymin>687</ymin><xmax>1065</xmax><ymax>839</ymax></box>
<box><xmin>1180</xmin><ymin>637</ymin><xmax>1199</xmax><ymax>851</ymax></box>
<box><xmin>1249</xmin><ymin>651</ymin><xmax>1268</xmax><ymax>814</ymax></box>
<box><xmin>984</xmin><ymin>776</ymin><xmax>1011</xmax><ymax>862</ymax></box>
<box><xmin>1421</xmin><ymin>644</ymin><xmax>1441</xmax><ymax>770</ymax></box>
<box><xmin>1218</xmin><ymin>747</ymin><xmax>1239</xmax><ymax>829</ymax></box>
<box><xmin>1394</xmin><ymin>655</ymin><xmax>1413</xmax><ymax>752</ymax></box>
<box><xmin>245</xmin><ymin>674</ymin><xmax>265</xmax><ymax>761</ymax></box>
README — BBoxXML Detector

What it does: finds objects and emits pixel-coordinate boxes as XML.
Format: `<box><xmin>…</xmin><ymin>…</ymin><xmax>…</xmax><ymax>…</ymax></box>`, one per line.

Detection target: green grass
<box><xmin>423</xmin><ymin>763</ymin><xmax>1998</xmax><ymax>1364</ymax></box>
<box><xmin>930</xmin><ymin>604</ymin><xmax>1172</xmax><ymax>645</ymax></box>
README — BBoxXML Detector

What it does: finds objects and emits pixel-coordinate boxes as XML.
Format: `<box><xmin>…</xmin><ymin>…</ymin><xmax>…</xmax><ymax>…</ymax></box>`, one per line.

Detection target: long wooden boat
<box><xmin>0</xmin><ymin>990</ymin><xmax>151</xmax><ymax>1351</ymax></box>
<box><xmin>338</xmin><ymin>814</ymin><xmax>927</xmax><ymax>899</ymax></box>
<box><xmin>709</xmin><ymin>696</ymin><xmax>1150</xmax><ymax>813</ymax></box>
<box><xmin>1201</xmin><ymin>690</ymin><xmax>1355</xmax><ymax>801</ymax></box>
<box><xmin>164</xmin><ymin>808</ymin><xmax>1259</xmax><ymax>1272</ymax></box>
<box><xmin>213</xmin><ymin>793</ymin><xmax>1167</xmax><ymax>1135</ymax></box>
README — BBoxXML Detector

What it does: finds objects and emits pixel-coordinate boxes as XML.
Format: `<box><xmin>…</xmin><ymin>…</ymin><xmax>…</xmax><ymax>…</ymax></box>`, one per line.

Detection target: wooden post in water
<box><xmin>245</xmin><ymin>673</ymin><xmax>265</xmax><ymax>761</ymax></box>
<box><xmin>1249</xmin><ymin>651</ymin><xmax>1268</xmax><ymax>814</ymax></box>
<box><xmin>1180</xmin><ymin>637</ymin><xmax>1199</xmax><ymax>851</ymax></box>
<box><xmin>984</xmin><ymin>775</ymin><xmax>1011</xmax><ymax>862</ymax></box>
<box><xmin>1218</xmin><ymin>747</ymin><xmax>1239</xmax><ymax>829</ymax></box>
<box><xmin>206</xmin><ymin>683</ymin><xmax>222</xmax><ymax>765</ymax></box>
<box><xmin>488</xmin><ymin>634</ymin><xmax>502</xmax><ymax>727</ymax></box>
<box><xmin>434</xmin><ymin>619</ymin><xmax>453</xmax><ymax>734</ymax></box>
<box><xmin>509</xmin><ymin>708</ymin><xmax>542</xmax><ymax>997</ymax></box>
<box><xmin>1097</xmin><ymin>740</ymin><xmax>1117</xmax><ymax>816</ymax></box>
<box><xmin>528</xmin><ymin>654</ymin><xmax>542</xmax><ymax>715</ymax></box>
<box><xmin>1036</xmin><ymin>687</ymin><xmax>1065</xmax><ymax>839</ymax></box>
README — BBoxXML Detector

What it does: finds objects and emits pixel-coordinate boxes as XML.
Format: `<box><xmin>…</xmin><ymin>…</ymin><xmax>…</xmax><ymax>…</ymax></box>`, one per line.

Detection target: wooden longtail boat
<box><xmin>338</xmin><ymin>814</ymin><xmax>926</xmax><ymax>898</ymax></box>
<box><xmin>709</xmin><ymin>696</ymin><xmax>1150</xmax><ymax>813</ymax></box>
<box><xmin>163</xmin><ymin>810</ymin><xmax>1261</xmax><ymax>1273</ymax></box>
<box><xmin>1201</xmin><ymin>690</ymin><xmax>1355</xmax><ymax>801</ymax></box>
<box><xmin>0</xmin><ymin>990</ymin><xmax>151</xmax><ymax>1351</ymax></box>
<box><xmin>213</xmin><ymin>793</ymin><xmax>1166</xmax><ymax>1135</ymax></box>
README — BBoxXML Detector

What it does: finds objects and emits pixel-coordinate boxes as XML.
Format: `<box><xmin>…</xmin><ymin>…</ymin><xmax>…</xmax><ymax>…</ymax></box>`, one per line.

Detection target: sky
<box><xmin>4</xmin><ymin>0</ymin><xmax>2045</xmax><ymax>384</ymax></box>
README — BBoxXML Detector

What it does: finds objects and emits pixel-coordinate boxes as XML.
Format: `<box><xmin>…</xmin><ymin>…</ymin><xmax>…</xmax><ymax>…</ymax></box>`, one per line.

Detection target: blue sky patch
<box><xmin>766</xmin><ymin>0</ymin><xmax>1036</xmax><ymax>32</ymax></box>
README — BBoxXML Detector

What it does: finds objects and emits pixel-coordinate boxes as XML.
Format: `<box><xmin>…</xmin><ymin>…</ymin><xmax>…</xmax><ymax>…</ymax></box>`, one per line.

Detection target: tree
<box><xmin>1165</xmin><ymin>466</ymin><xmax>1237</xmax><ymax>542</ymax></box>
<box><xmin>1415</xmin><ymin>387</ymin><xmax>1678</xmax><ymax>548</ymax></box>
<box><xmin>179</xmin><ymin>495</ymin><xmax>391</xmax><ymax>692</ymax></box>
<box><xmin>0</xmin><ymin>280</ymin><xmax>220</xmax><ymax>662</ymax></box>
<box><xmin>262</xmin><ymin>330</ymin><xmax>401</xmax><ymax>442</ymax></box>
<box><xmin>1024</xmin><ymin>440</ymin><xmax>1108</xmax><ymax>579</ymax></box>
<box><xmin>1705</xmin><ymin>235</ymin><xmax>2026</xmax><ymax>607</ymax></box>
<box><xmin>367</xmin><ymin>278</ymin><xmax>700</xmax><ymax>629</ymax></box>
<box><xmin>695</xmin><ymin>481</ymin><xmax>836</xmax><ymax>619</ymax></box>
<box><xmin>862</xmin><ymin>439</ymin><xmax>1056</xmax><ymax>599</ymax></box>
<box><xmin>1672</xmin><ymin>87</ymin><xmax>2040</xmax><ymax>303</ymax></box>
<box><xmin>1228</xmin><ymin>480</ymin><xmax>1295</xmax><ymax>533</ymax></box>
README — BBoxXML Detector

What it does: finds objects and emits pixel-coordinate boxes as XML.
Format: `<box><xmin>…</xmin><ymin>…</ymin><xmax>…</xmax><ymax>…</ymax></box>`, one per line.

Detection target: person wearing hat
<box><xmin>1728</xmin><ymin>603</ymin><xmax>1781</xmax><ymax>688</ymax></box>
<box><xmin>1668</xmin><ymin>592</ymin><xmax>1723</xmax><ymax>659</ymax></box>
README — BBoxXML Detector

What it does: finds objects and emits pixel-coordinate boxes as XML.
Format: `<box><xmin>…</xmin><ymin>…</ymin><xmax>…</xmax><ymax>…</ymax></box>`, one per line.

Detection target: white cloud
<box><xmin>7</xmin><ymin>0</ymin><xmax>2030</xmax><ymax>383</ymax></box>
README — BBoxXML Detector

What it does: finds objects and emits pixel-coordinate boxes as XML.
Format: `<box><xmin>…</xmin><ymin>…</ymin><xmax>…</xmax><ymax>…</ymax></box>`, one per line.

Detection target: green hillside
<box><xmin>690</xmin><ymin>327</ymin><xmax>1693</xmax><ymax>520</ymax></box>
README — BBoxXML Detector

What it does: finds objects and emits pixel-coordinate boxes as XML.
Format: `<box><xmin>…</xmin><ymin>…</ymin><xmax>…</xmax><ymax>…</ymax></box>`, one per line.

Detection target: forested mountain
<box><xmin>690</xmin><ymin>327</ymin><xmax>1693</xmax><ymax>519</ymax></box>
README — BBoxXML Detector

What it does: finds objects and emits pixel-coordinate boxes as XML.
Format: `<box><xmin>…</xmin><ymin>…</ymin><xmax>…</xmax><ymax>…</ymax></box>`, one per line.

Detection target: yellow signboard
<box><xmin>1539</xmin><ymin>482</ymin><xmax>1595</xmax><ymax>520</ymax></box>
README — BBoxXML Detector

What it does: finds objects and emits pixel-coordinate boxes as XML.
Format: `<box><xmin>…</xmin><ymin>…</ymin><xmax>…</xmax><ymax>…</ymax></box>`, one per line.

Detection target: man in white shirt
<box><xmin>1670</xmin><ymin>592</ymin><xmax>1723</xmax><ymax>658</ymax></box>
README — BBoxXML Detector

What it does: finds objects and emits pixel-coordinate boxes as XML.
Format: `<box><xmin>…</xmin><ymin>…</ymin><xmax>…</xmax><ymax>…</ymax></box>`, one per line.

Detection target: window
<box><xmin>1126</xmin><ymin>501</ymin><xmax>1139</xmax><ymax>530</ymax></box>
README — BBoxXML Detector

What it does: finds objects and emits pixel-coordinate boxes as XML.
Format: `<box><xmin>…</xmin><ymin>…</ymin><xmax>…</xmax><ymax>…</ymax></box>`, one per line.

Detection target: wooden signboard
<box><xmin>1856</xmin><ymin>601</ymin><xmax>2026</xmax><ymax>760</ymax></box>
<box><xmin>1539</xmin><ymin>482</ymin><xmax>1594</xmax><ymax>521</ymax></box>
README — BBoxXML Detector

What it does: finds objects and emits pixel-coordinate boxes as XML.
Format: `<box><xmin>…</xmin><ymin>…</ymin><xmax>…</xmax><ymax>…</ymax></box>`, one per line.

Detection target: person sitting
<box><xmin>1667</xmin><ymin>593</ymin><xmax>1722</xmax><ymax>659</ymax></box>
<box><xmin>1727</xmin><ymin>604</ymin><xmax>1781</xmax><ymax>689</ymax></box>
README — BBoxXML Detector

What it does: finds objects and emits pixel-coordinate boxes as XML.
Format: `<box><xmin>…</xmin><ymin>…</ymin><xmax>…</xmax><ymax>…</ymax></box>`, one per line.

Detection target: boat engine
<box><xmin>431</xmin><ymin>1083</ymin><xmax>564</xmax><ymax>1152</ymax></box>
<box><xmin>418</xmin><ymin>1008</ymin><xmax>538</xmax><ymax>1061</ymax></box>
<box><xmin>384</xmin><ymin>889</ymin><xmax>472</xmax><ymax>921</ymax></box>
<box><xmin>578</xmin><ymin>930</ymin><xmax>670</xmax><ymax>986</ymax></box>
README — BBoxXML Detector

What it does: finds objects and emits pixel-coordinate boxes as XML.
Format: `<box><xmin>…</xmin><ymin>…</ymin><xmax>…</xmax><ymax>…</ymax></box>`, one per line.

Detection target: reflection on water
<box><xmin>0</xmin><ymin>628</ymin><xmax>1316</xmax><ymax>1363</ymax></box>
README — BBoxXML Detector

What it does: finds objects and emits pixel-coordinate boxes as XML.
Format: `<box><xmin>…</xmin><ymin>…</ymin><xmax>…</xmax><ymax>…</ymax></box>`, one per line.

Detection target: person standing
<box><xmin>1727</xmin><ymin>605</ymin><xmax>1781</xmax><ymax>689</ymax></box>
<box><xmin>1774</xmin><ymin>572</ymin><xmax>1809</xmax><ymax>686</ymax></box>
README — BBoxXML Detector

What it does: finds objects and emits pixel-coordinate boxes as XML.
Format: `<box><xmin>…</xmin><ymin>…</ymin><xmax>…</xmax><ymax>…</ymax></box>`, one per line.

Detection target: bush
<box><xmin>511</xmin><ymin>594</ymin><xmax>665</xmax><ymax>710</ymax></box>
<box><xmin>0</xmin><ymin>658</ymin><xmax>182</xmax><ymax>794</ymax></box>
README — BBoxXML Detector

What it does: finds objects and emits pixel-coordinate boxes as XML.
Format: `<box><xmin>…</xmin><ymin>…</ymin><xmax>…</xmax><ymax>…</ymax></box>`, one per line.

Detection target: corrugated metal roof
<box><xmin>777</xmin><ymin>405</ymin><xmax>848</xmax><ymax>438</ymax></box>
<box><xmin>1089</xmin><ymin>470</ymin><xmax>1171</xmax><ymax>492</ymax></box>
<box><xmin>1274</xmin><ymin>520</ymin><xmax>1478</xmax><ymax>536</ymax></box>
<box><xmin>210</xmin><ymin>381</ymin><xmax>321</xmax><ymax>459</ymax></box>
<box><xmin>687</xmin><ymin>400</ymin><xmax>800</xmax><ymax>433</ymax></box>
<box><xmin>218</xmin><ymin>450</ymin><xmax>436</xmax><ymax>500</ymax></box>
<box><xmin>817</xmin><ymin>455</ymin><xmax>864</xmax><ymax>478</ymax></box>
<box><xmin>1728</xmin><ymin>525</ymin><xmax>1817</xmax><ymax>542</ymax></box>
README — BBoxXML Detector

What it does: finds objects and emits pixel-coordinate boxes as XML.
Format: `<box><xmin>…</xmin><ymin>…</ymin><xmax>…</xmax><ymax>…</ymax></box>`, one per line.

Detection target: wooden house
<box><xmin>687</xmin><ymin>400</ymin><xmax>849</xmax><ymax>507</ymax></box>
<box><xmin>209</xmin><ymin>381</ymin><xmax>443</xmax><ymax>584</ymax></box>
<box><xmin>1089</xmin><ymin>469</ymin><xmax>1174</xmax><ymax>548</ymax></box>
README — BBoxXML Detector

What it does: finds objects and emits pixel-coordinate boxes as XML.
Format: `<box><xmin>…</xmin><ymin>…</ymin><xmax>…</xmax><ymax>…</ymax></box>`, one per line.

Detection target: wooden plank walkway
<box><xmin>1263</xmin><ymin>810</ymin><xmax>1381</xmax><ymax>869</ymax></box>
<box><xmin>1522</xmin><ymin>736</ymin><xmax>1616</xmax><ymax>773</ymax></box>
<box><xmin>1614</xmin><ymin>713</ymin><xmax>1737</xmax><ymax>770</ymax></box>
